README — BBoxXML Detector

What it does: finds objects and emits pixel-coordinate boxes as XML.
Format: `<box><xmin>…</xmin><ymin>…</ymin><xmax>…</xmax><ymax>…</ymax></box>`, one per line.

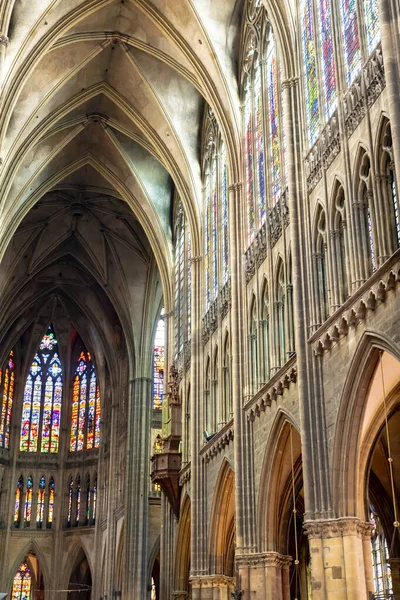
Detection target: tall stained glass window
<box><xmin>174</xmin><ymin>206</ymin><xmax>185</xmax><ymax>357</ymax></box>
<box><xmin>220</xmin><ymin>143</ymin><xmax>229</xmax><ymax>284</ymax></box>
<box><xmin>76</xmin><ymin>477</ymin><xmax>81</xmax><ymax>525</ymax></box>
<box><xmin>24</xmin><ymin>475</ymin><xmax>33</xmax><ymax>526</ymax></box>
<box><xmin>14</xmin><ymin>476</ymin><xmax>23</xmax><ymax>526</ymax></box>
<box><xmin>0</xmin><ymin>350</ymin><xmax>15</xmax><ymax>449</ymax></box>
<box><xmin>364</xmin><ymin>0</ymin><xmax>380</xmax><ymax>54</ymax></box>
<box><xmin>153</xmin><ymin>310</ymin><xmax>165</xmax><ymax>409</ymax></box>
<box><xmin>254</xmin><ymin>63</ymin><xmax>266</xmax><ymax>223</ymax></box>
<box><xmin>212</xmin><ymin>156</ymin><xmax>218</xmax><ymax>300</ymax></box>
<box><xmin>70</xmin><ymin>350</ymin><xmax>100</xmax><ymax>452</ymax></box>
<box><xmin>370</xmin><ymin>510</ymin><xmax>393</xmax><ymax>594</ymax></box>
<box><xmin>67</xmin><ymin>478</ymin><xmax>73</xmax><ymax>526</ymax></box>
<box><xmin>187</xmin><ymin>222</ymin><xmax>192</xmax><ymax>342</ymax></box>
<box><xmin>12</xmin><ymin>561</ymin><xmax>32</xmax><ymax>600</ymax></box>
<box><xmin>205</xmin><ymin>163</ymin><xmax>212</xmax><ymax>310</ymax></box>
<box><xmin>245</xmin><ymin>78</ymin><xmax>256</xmax><ymax>242</ymax></box>
<box><xmin>340</xmin><ymin>0</ymin><xmax>361</xmax><ymax>84</ymax></box>
<box><xmin>93</xmin><ymin>474</ymin><xmax>97</xmax><ymax>523</ymax></box>
<box><xmin>20</xmin><ymin>325</ymin><xmax>62</xmax><ymax>453</ymax></box>
<box><xmin>266</xmin><ymin>36</ymin><xmax>281</xmax><ymax>206</ymax></box>
<box><xmin>318</xmin><ymin>0</ymin><xmax>337</xmax><ymax>118</ymax></box>
<box><xmin>36</xmin><ymin>476</ymin><xmax>45</xmax><ymax>527</ymax></box>
<box><xmin>48</xmin><ymin>478</ymin><xmax>55</xmax><ymax>526</ymax></box>
<box><xmin>301</xmin><ymin>0</ymin><xmax>320</xmax><ymax>145</ymax></box>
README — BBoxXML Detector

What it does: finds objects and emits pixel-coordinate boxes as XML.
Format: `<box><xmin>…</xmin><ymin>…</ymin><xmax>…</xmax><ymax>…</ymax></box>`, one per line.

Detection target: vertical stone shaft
<box><xmin>124</xmin><ymin>376</ymin><xmax>151</xmax><ymax>597</ymax></box>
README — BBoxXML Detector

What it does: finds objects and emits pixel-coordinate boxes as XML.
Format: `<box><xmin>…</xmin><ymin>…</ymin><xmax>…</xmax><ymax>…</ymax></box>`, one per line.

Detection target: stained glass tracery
<box><xmin>153</xmin><ymin>311</ymin><xmax>165</xmax><ymax>409</ymax></box>
<box><xmin>48</xmin><ymin>478</ymin><xmax>55</xmax><ymax>525</ymax></box>
<box><xmin>340</xmin><ymin>0</ymin><xmax>361</xmax><ymax>84</ymax></box>
<box><xmin>0</xmin><ymin>350</ymin><xmax>15</xmax><ymax>449</ymax></box>
<box><xmin>301</xmin><ymin>0</ymin><xmax>320</xmax><ymax>145</ymax></box>
<box><xmin>14</xmin><ymin>476</ymin><xmax>23</xmax><ymax>525</ymax></box>
<box><xmin>364</xmin><ymin>0</ymin><xmax>380</xmax><ymax>55</ymax></box>
<box><xmin>220</xmin><ymin>143</ymin><xmax>229</xmax><ymax>284</ymax></box>
<box><xmin>36</xmin><ymin>476</ymin><xmax>45</xmax><ymax>526</ymax></box>
<box><xmin>245</xmin><ymin>77</ymin><xmax>256</xmax><ymax>241</ymax></box>
<box><xmin>12</xmin><ymin>561</ymin><xmax>32</xmax><ymax>600</ymax></box>
<box><xmin>20</xmin><ymin>325</ymin><xmax>62</xmax><ymax>453</ymax></box>
<box><xmin>24</xmin><ymin>475</ymin><xmax>33</xmax><ymax>526</ymax></box>
<box><xmin>266</xmin><ymin>36</ymin><xmax>281</xmax><ymax>206</ymax></box>
<box><xmin>318</xmin><ymin>0</ymin><xmax>337</xmax><ymax>118</ymax></box>
<box><xmin>70</xmin><ymin>350</ymin><xmax>100</xmax><ymax>451</ymax></box>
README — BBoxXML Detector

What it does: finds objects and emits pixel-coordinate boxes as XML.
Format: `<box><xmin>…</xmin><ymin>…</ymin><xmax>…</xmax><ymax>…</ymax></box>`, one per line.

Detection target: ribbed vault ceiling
<box><xmin>0</xmin><ymin>0</ymin><xmax>295</xmax><ymax>374</ymax></box>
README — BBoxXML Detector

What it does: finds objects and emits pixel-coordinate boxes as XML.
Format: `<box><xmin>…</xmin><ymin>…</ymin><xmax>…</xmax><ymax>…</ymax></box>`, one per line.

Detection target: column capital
<box><xmin>0</xmin><ymin>34</ymin><xmax>9</xmax><ymax>47</ymax></box>
<box><xmin>190</xmin><ymin>574</ymin><xmax>235</xmax><ymax>588</ymax></box>
<box><xmin>304</xmin><ymin>517</ymin><xmax>372</xmax><ymax>540</ymax></box>
<box><xmin>236</xmin><ymin>551</ymin><xmax>292</xmax><ymax>570</ymax></box>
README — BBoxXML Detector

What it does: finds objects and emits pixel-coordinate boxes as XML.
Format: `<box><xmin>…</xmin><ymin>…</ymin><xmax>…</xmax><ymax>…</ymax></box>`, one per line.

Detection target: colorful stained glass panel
<box><xmin>319</xmin><ymin>0</ymin><xmax>337</xmax><ymax>118</ymax></box>
<box><xmin>301</xmin><ymin>0</ymin><xmax>320</xmax><ymax>145</ymax></box>
<box><xmin>340</xmin><ymin>0</ymin><xmax>361</xmax><ymax>84</ymax></box>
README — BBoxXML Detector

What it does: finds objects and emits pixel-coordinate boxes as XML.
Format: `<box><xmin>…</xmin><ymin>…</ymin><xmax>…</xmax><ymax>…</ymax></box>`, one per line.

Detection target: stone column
<box><xmin>236</xmin><ymin>552</ymin><xmax>291</xmax><ymax>599</ymax></box>
<box><xmin>379</xmin><ymin>0</ymin><xmax>400</xmax><ymax>193</ymax></box>
<box><xmin>190</xmin><ymin>255</ymin><xmax>206</xmax><ymax>579</ymax></box>
<box><xmin>123</xmin><ymin>376</ymin><xmax>152</xmax><ymax>598</ymax></box>
<box><xmin>190</xmin><ymin>575</ymin><xmax>234</xmax><ymax>600</ymax></box>
<box><xmin>304</xmin><ymin>518</ymin><xmax>371</xmax><ymax>600</ymax></box>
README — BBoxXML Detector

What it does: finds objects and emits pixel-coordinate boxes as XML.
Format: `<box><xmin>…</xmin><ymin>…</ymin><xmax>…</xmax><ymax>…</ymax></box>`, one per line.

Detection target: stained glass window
<box><xmin>340</xmin><ymin>0</ymin><xmax>361</xmax><ymax>84</ymax></box>
<box><xmin>20</xmin><ymin>325</ymin><xmax>62</xmax><ymax>453</ymax></box>
<box><xmin>301</xmin><ymin>0</ymin><xmax>320</xmax><ymax>145</ymax></box>
<box><xmin>254</xmin><ymin>63</ymin><xmax>266</xmax><ymax>224</ymax></box>
<box><xmin>364</xmin><ymin>0</ymin><xmax>380</xmax><ymax>54</ymax></box>
<box><xmin>76</xmin><ymin>477</ymin><xmax>81</xmax><ymax>525</ymax></box>
<box><xmin>318</xmin><ymin>0</ymin><xmax>337</xmax><ymax>118</ymax></box>
<box><xmin>370</xmin><ymin>510</ymin><xmax>393</xmax><ymax>594</ymax></box>
<box><xmin>220</xmin><ymin>143</ymin><xmax>229</xmax><ymax>283</ymax></box>
<box><xmin>212</xmin><ymin>156</ymin><xmax>218</xmax><ymax>300</ymax></box>
<box><xmin>12</xmin><ymin>561</ymin><xmax>32</xmax><ymax>600</ymax></box>
<box><xmin>151</xmin><ymin>577</ymin><xmax>157</xmax><ymax>600</ymax></box>
<box><xmin>14</xmin><ymin>476</ymin><xmax>23</xmax><ymax>526</ymax></box>
<box><xmin>24</xmin><ymin>475</ymin><xmax>33</xmax><ymax>526</ymax></box>
<box><xmin>205</xmin><ymin>166</ymin><xmax>211</xmax><ymax>310</ymax></box>
<box><xmin>0</xmin><ymin>350</ymin><xmax>15</xmax><ymax>449</ymax></box>
<box><xmin>67</xmin><ymin>478</ymin><xmax>73</xmax><ymax>526</ymax></box>
<box><xmin>93</xmin><ymin>474</ymin><xmax>97</xmax><ymax>523</ymax></box>
<box><xmin>36</xmin><ymin>476</ymin><xmax>45</xmax><ymax>527</ymax></box>
<box><xmin>48</xmin><ymin>478</ymin><xmax>55</xmax><ymax>526</ymax></box>
<box><xmin>245</xmin><ymin>78</ymin><xmax>256</xmax><ymax>241</ymax></box>
<box><xmin>153</xmin><ymin>310</ymin><xmax>165</xmax><ymax>409</ymax></box>
<box><xmin>391</xmin><ymin>170</ymin><xmax>400</xmax><ymax>247</ymax></box>
<box><xmin>70</xmin><ymin>350</ymin><xmax>100</xmax><ymax>451</ymax></box>
<box><xmin>86</xmin><ymin>476</ymin><xmax>91</xmax><ymax>524</ymax></box>
<box><xmin>267</xmin><ymin>36</ymin><xmax>282</xmax><ymax>206</ymax></box>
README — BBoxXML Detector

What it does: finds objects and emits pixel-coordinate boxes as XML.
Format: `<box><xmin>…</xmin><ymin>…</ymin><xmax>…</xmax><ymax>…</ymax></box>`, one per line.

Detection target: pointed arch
<box><xmin>208</xmin><ymin>459</ymin><xmax>235</xmax><ymax>576</ymax></box>
<box><xmin>68</xmin><ymin>547</ymin><xmax>92</xmax><ymax>600</ymax></box>
<box><xmin>7</xmin><ymin>540</ymin><xmax>50</xmax><ymax>596</ymax></box>
<box><xmin>174</xmin><ymin>494</ymin><xmax>191</xmax><ymax>594</ymax></box>
<box><xmin>354</xmin><ymin>146</ymin><xmax>376</xmax><ymax>277</ymax></box>
<box><xmin>275</xmin><ymin>257</ymin><xmax>286</xmax><ymax>367</ymax></box>
<box><xmin>257</xmin><ymin>409</ymin><xmax>301</xmax><ymax>552</ymax></box>
<box><xmin>332</xmin><ymin>331</ymin><xmax>400</xmax><ymax>517</ymax></box>
<box><xmin>249</xmin><ymin>293</ymin><xmax>258</xmax><ymax>394</ymax></box>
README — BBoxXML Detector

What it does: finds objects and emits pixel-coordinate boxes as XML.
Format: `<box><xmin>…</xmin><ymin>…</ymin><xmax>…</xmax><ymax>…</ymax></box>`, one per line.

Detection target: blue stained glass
<box><xmin>212</xmin><ymin>156</ymin><xmax>218</xmax><ymax>300</ymax></box>
<box><xmin>364</xmin><ymin>0</ymin><xmax>380</xmax><ymax>54</ymax></box>
<box><xmin>301</xmin><ymin>0</ymin><xmax>320</xmax><ymax>145</ymax></box>
<box><xmin>245</xmin><ymin>79</ymin><xmax>255</xmax><ymax>242</ymax></box>
<box><xmin>340</xmin><ymin>0</ymin><xmax>361</xmax><ymax>84</ymax></box>
<box><xmin>221</xmin><ymin>144</ymin><xmax>229</xmax><ymax>283</ymax></box>
<box><xmin>254</xmin><ymin>64</ymin><xmax>266</xmax><ymax>222</ymax></box>
<box><xmin>319</xmin><ymin>0</ymin><xmax>337</xmax><ymax>118</ymax></box>
<box><xmin>267</xmin><ymin>39</ymin><xmax>282</xmax><ymax>205</ymax></box>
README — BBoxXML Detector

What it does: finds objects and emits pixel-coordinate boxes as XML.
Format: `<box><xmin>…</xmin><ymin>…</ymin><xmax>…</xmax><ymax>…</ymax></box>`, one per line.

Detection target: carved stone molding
<box><xmin>305</xmin><ymin>112</ymin><xmax>340</xmax><ymax>193</ymax></box>
<box><xmin>190</xmin><ymin>575</ymin><xmax>235</xmax><ymax>588</ymax></box>
<box><xmin>236</xmin><ymin>552</ymin><xmax>292</xmax><ymax>570</ymax></box>
<box><xmin>310</xmin><ymin>250</ymin><xmax>400</xmax><ymax>354</ymax></box>
<box><xmin>245</xmin><ymin>356</ymin><xmax>297</xmax><ymax>421</ymax></box>
<box><xmin>200</xmin><ymin>419</ymin><xmax>234</xmax><ymax>463</ymax></box>
<box><xmin>304</xmin><ymin>517</ymin><xmax>372</xmax><ymax>540</ymax></box>
<box><xmin>179</xmin><ymin>463</ymin><xmax>191</xmax><ymax>486</ymax></box>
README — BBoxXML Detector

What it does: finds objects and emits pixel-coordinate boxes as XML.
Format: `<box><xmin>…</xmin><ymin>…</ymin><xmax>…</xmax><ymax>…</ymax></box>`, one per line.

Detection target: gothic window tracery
<box><xmin>48</xmin><ymin>477</ymin><xmax>55</xmax><ymax>527</ymax></box>
<box><xmin>370</xmin><ymin>509</ymin><xmax>393</xmax><ymax>595</ymax></box>
<box><xmin>250</xmin><ymin>297</ymin><xmax>258</xmax><ymax>393</ymax></box>
<box><xmin>14</xmin><ymin>476</ymin><xmax>23</xmax><ymax>527</ymax></box>
<box><xmin>24</xmin><ymin>475</ymin><xmax>33</xmax><ymax>527</ymax></box>
<box><xmin>11</xmin><ymin>561</ymin><xmax>32</xmax><ymax>600</ymax></box>
<box><xmin>153</xmin><ymin>309</ymin><xmax>165</xmax><ymax>409</ymax></box>
<box><xmin>357</xmin><ymin>152</ymin><xmax>376</xmax><ymax>276</ymax></box>
<box><xmin>277</xmin><ymin>264</ymin><xmax>286</xmax><ymax>367</ymax></box>
<box><xmin>202</xmin><ymin>108</ymin><xmax>229</xmax><ymax>307</ymax></box>
<box><xmin>36</xmin><ymin>475</ymin><xmax>45</xmax><ymax>528</ymax></box>
<box><xmin>380</xmin><ymin>120</ymin><xmax>400</xmax><ymax>251</ymax></box>
<box><xmin>0</xmin><ymin>350</ymin><xmax>15</xmax><ymax>449</ymax></box>
<box><xmin>173</xmin><ymin>202</ymin><xmax>192</xmax><ymax>360</ymax></box>
<box><xmin>315</xmin><ymin>207</ymin><xmax>329</xmax><ymax>322</ymax></box>
<box><xmin>241</xmin><ymin>7</ymin><xmax>286</xmax><ymax>242</ymax></box>
<box><xmin>223</xmin><ymin>335</ymin><xmax>232</xmax><ymax>423</ymax></box>
<box><xmin>261</xmin><ymin>281</ymin><xmax>270</xmax><ymax>383</ymax></box>
<box><xmin>333</xmin><ymin>184</ymin><xmax>348</xmax><ymax>304</ymax></box>
<box><xmin>70</xmin><ymin>350</ymin><xmax>100</xmax><ymax>452</ymax></box>
<box><xmin>20</xmin><ymin>325</ymin><xmax>62</xmax><ymax>454</ymax></box>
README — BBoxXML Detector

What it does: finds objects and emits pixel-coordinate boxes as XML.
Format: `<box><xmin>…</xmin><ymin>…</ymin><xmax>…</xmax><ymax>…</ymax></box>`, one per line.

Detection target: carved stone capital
<box><xmin>304</xmin><ymin>517</ymin><xmax>372</xmax><ymax>540</ymax></box>
<box><xmin>190</xmin><ymin>575</ymin><xmax>235</xmax><ymax>588</ymax></box>
<box><xmin>0</xmin><ymin>34</ymin><xmax>9</xmax><ymax>47</ymax></box>
<box><xmin>236</xmin><ymin>551</ymin><xmax>292</xmax><ymax>570</ymax></box>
